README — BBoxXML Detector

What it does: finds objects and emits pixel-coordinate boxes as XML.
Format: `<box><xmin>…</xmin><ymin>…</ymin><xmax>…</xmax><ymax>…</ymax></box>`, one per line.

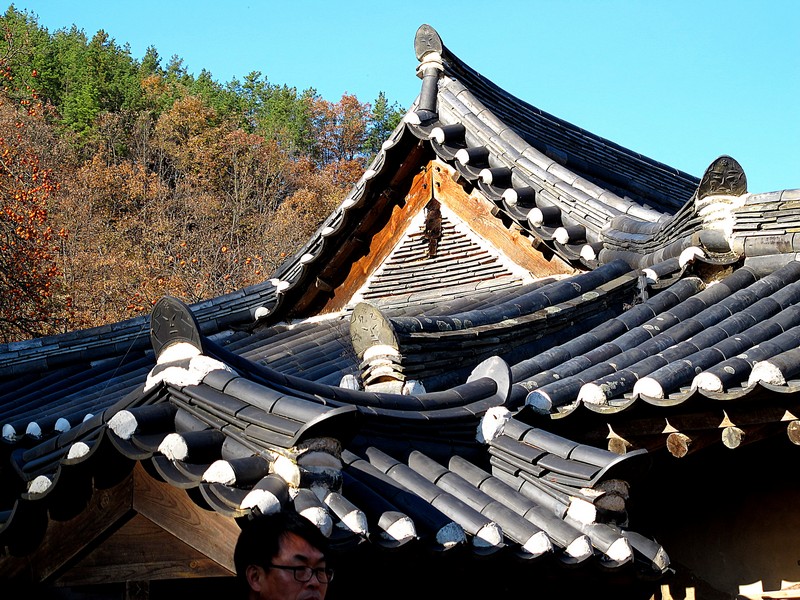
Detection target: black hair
<box><xmin>233</xmin><ymin>510</ymin><xmax>330</xmax><ymax>582</ymax></box>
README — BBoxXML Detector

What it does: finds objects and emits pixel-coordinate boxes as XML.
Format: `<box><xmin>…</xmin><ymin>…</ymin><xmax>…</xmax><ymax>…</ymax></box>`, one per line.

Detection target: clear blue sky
<box><xmin>11</xmin><ymin>1</ymin><xmax>800</xmax><ymax>194</ymax></box>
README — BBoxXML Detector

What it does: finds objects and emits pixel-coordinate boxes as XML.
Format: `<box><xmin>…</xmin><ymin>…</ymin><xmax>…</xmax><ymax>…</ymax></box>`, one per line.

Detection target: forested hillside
<box><xmin>0</xmin><ymin>6</ymin><xmax>404</xmax><ymax>342</ymax></box>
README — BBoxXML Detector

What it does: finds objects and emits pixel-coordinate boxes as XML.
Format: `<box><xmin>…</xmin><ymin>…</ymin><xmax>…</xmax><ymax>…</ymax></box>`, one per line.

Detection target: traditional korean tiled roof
<box><xmin>262</xmin><ymin>25</ymin><xmax>799</xmax><ymax>328</ymax></box>
<box><xmin>1</xmin><ymin>23</ymin><xmax>799</xmax><ymax>594</ymax></box>
<box><xmin>0</xmin><ymin>295</ymin><xmax>667</xmax><ymax>578</ymax></box>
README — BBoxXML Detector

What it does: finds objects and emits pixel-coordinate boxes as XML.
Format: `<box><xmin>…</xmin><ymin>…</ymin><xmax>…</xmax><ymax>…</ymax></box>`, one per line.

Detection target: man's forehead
<box><xmin>278</xmin><ymin>532</ymin><xmax>325</xmax><ymax>562</ymax></box>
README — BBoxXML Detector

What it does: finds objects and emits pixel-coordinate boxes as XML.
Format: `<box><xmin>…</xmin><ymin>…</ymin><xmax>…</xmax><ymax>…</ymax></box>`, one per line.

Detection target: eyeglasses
<box><xmin>265</xmin><ymin>564</ymin><xmax>335</xmax><ymax>583</ymax></box>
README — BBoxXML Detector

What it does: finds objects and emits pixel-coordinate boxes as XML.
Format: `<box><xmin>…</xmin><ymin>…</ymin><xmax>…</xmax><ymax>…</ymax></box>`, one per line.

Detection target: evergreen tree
<box><xmin>139</xmin><ymin>45</ymin><xmax>162</xmax><ymax>78</ymax></box>
<box><xmin>366</xmin><ymin>91</ymin><xmax>404</xmax><ymax>157</ymax></box>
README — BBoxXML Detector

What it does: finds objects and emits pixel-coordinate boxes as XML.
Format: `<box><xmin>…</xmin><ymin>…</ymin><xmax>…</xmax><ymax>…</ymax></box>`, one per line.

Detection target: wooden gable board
<box><xmin>313</xmin><ymin>160</ymin><xmax>574</xmax><ymax>315</ymax></box>
<box><xmin>316</xmin><ymin>161</ymin><xmax>435</xmax><ymax>314</ymax></box>
<box><xmin>431</xmin><ymin>161</ymin><xmax>574</xmax><ymax>278</ymax></box>
<box><xmin>55</xmin><ymin>513</ymin><xmax>233</xmax><ymax>586</ymax></box>
<box><xmin>0</xmin><ymin>463</ymin><xmax>237</xmax><ymax>584</ymax></box>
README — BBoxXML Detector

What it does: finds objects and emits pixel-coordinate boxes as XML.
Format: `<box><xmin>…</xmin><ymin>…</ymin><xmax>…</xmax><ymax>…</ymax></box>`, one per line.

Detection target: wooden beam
<box><xmin>606</xmin><ymin>425</ymin><xmax>633</xmax><ymax>455</ymax></box>
<box><xmin>787</xmin><ymin>420</ymin><xmax>800</xmax><ymax>445</ymax></box>
<box><xmin>599</xmin><ymin>402</ymin><xmax>800</xmax><ymax>442</ymax></box>
<box><xmin>665</xmin><ymin>431</ymin><xmax>719</xmax><ymax>458</ymax></box>
<box><xmin>721</xmin><ymin>426</ymin><xmax>745</xmax><ymax>449</ymax></box>
<box><xmin>605</xmin><ymin>425</ymin><xmax>668</xmax><ymax>454</ymax></box>
<box><xmin>132</xmin><ymin>463</ymin><xmax>239</xmax><ymax>574</ymax></box>
<box><xmin>720</xmin><ymin>423</ymin><xmax>784</xmax><ymax>451</ymax></box>
<box><xmin>666</xmin><ymin>432</ymin><xmax>693</xmax><ymax>458</ymax></box>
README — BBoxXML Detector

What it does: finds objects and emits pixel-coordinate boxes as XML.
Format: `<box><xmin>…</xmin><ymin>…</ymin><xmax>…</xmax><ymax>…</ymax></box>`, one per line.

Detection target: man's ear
<box><xmin>246</xmin><ymin>565</ymin><xmax>264</xmax><ymax>592</ymax></box>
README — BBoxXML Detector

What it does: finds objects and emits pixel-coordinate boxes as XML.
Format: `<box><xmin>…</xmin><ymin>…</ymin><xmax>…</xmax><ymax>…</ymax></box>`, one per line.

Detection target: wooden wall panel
<box><xmin>132</xmin><ymin>463</ymin><xmax>239</xmax><ymax>574</ymax></box>
<box><xmin>0</xmin><ymin>467</ymin><xmax>134</xmax><ymax>582</ymax></box>
<box><xmin>55</xmin><ymin>513</ymin><xmax>233</xmax><ymax>585</ymax></box>
<box><xmin>0</xmin><ymin>463</ymin><xmax>239</xmax><ymax>585</ymax></box>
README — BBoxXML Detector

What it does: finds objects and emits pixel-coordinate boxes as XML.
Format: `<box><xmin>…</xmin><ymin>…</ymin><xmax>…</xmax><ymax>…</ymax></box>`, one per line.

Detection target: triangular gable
<box><xmin>353</xmin><ymin>201</ymin><xmax>536</xmax><ymax>310</ymax></box>
<box><xmin>305</xmin><ymin>159</ymin><xmax>574</xmax><ymax>316</ymax></box>
<box><xmin>0</xmin><ymin>462</ymin><xmax>237</xmax><ymax>584</ymax></box>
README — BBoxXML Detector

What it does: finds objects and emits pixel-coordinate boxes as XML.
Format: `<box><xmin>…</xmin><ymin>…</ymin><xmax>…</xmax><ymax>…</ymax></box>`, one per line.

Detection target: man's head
<box><xmin>234</xmin><ymin>510</ymin><xmax>332</xmax><ymax>600</ymax></box>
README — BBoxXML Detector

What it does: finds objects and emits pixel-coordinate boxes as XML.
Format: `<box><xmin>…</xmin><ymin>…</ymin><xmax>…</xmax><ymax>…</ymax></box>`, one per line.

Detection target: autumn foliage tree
<box><xmin>0</xmin><ymin>7</ymin><xmax>406</xmax><ymax>340</ymax></box>
<box><xmin>0</xmin><ymin>60</ymin><xmax>69</xmax><ymax>341</ymax></box>
<box><xmin>54</xmin><ymin>151</ymin><xmax>165</xmax><ymax>326</ymax></box>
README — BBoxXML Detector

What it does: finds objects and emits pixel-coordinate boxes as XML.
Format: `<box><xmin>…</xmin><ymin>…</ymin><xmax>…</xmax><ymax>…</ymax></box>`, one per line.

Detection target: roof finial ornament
<box><xmin>350</xmin><ymin>302</ymin><xmax>405</xmax><ymax>394</ymax></box>
<box><xmin>693</xmin><ymin>156</ymin><xmax>748</xmax><ymax>258</ymax></box>
<box><xmin>412</xmin><ymin>24</ymin><xmax>444</xmax><ymax>124</ymax></box>
<box><xmin>696</xmin><ymin>155</ymin><xmax>747</xmax><ymax>201</ymax></box>
<box><xmin>150</xmin><ymin>296</ymin><xmax>203</xmax><ymax>358</ymax></box>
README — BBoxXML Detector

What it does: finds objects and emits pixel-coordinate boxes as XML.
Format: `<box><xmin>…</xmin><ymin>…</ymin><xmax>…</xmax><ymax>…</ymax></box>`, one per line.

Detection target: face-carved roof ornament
<box><xmin>350</xmin><ymin>302</ymin><xmax>399</xmax><ymax>359</ymax></box>
<box><xmin>413</xmin><ymin>24</ymin><xmax>445</xmax><ymax>123</ymax></box>
<box><xmin>414</xmin><ymin>24</ymin><xmax>443</xmax><ymax>61</ymax></box>
<box><xmin>697</xmin><ymin>155</ymin><xmax>747</xmax><ymax>200</ymax></box>
<box><xmin>350</xmin><ymin>302</ymin><xmax>406</xmax><ymax>393</ymax></box>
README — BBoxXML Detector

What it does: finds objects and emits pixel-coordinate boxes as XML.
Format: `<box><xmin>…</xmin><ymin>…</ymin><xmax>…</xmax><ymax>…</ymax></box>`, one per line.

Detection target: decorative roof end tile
<box><xmin>25</xmin><ymin>421</ymin><xmax>42</xmax><ymax>438</ymax></box>
<box><xmin>678</xmin><ymin>246</ymin><xmax>705</xmax><ymax>268</ymax></box>
<box><xmin>478</xmin><ymin>406</ymin><xmax>512</xmax><ymax>444</ymax></box>
<box><xmin>150</xmin><ymin>296</ymin><xmax>203</xmax><ymax>358</ymax></box>
<box><xmin>413</xmin><ymin>25</ymin><xmax>444</xmax><ymax>123</ymax></box>
<box><xmin>697</xmin><ymin>155</ymin><xmax>747</xmax><ymax>201</ymax></box>
<box><xmin>2</xmin><ymin>423</ymin><xmax>16</xmax><ymax>441</ymax></box>
<box><xmin>27</xmin><ymin>474</ymin><xmax>52</xmax><ymax>495</ymax></box>
<box><xmin>67</xmin><ymin>441</ymin><xmax>90</xmax><ymax>460</ymax></box>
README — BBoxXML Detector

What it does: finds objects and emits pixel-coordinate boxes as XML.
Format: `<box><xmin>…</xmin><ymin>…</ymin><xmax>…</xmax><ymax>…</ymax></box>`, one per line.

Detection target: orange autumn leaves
<box><xmin>21</xmin><ymin>84</ymin><xmax>367</xmax><ymax>338</ymax></box>
<box><xmin>0</xmin><ymin>8</ymin><xmax>403</xmax><ymax>342</ymax></box>
<box><xmin>0</xmin><ymin>67</ymin><xmax>69</xmax><ymax>341</ymax></box>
